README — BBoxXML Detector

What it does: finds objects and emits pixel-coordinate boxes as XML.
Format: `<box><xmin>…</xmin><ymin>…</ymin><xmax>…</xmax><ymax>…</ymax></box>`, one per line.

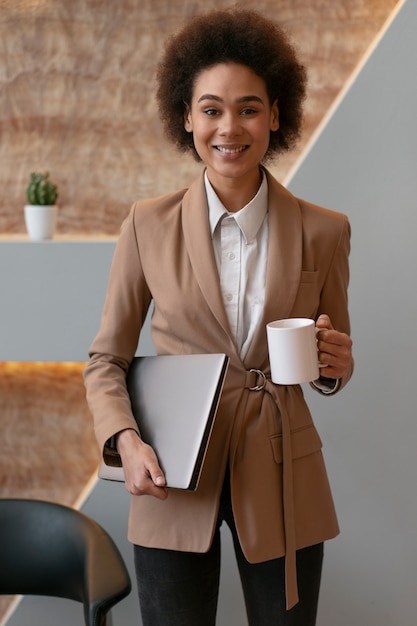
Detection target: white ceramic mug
<box><xmin>266</xmin><ymin>318</ymin><xmax>320</xmax><ymax>385</ymax></box>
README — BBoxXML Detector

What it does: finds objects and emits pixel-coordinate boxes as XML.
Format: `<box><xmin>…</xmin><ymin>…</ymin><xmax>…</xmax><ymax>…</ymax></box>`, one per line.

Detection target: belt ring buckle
<box><xmin>249</xmin><ymin>368</ymin><xmax>266</xmax><ymax>391</ymax></box>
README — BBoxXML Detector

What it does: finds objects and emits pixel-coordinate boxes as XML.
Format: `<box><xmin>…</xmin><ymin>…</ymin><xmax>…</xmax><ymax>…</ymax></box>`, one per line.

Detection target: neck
<box><xmin>206</xmin><ymin>167</ymin><xmax>263</xmax><ymax>213</ymax></box>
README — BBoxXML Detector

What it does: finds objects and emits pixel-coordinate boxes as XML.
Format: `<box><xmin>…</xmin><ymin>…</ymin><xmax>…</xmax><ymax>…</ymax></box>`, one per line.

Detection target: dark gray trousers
<box><xmin>134</xmin><ymin>476</ymin><xmax>323</xmax><ymax>626</ymax></box>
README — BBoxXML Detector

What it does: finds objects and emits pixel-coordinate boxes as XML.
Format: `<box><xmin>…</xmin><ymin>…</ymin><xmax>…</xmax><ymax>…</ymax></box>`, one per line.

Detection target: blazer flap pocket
<box><xmin>300</xmin><ymin>270</ymin><xmax>318</xmax><ymax>284</ymax></box>
<box><xmin>270</xmin><ymin>425</ymin><xmax>322</xmax><ymax>464</ymax></box>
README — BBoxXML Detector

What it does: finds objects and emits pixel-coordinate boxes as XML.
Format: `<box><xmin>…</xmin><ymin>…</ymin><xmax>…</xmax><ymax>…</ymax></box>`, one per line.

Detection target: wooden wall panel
<box><xmin>0</xmin><ymin>362</ymin><xmax>100</xmax><ymax>504</ymax></box>
<box><xmin>0</xmin><ymin>0</ymin><xmax>398</xmax><ymax>235</ymax></box>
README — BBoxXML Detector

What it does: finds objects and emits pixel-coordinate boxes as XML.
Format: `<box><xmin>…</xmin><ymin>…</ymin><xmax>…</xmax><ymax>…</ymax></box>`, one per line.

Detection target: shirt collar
<box><xmin>205</xmin><ymin>170</ymin><xmax>268</xmax><ymax>244</ymax></box>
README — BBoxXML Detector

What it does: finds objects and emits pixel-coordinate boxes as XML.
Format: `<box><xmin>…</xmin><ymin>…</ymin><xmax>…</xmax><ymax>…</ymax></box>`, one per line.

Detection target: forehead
<box><xmin>191</xmin><ymin>62</ymin><xmax>268</xmax><ymax>100</ymax></box>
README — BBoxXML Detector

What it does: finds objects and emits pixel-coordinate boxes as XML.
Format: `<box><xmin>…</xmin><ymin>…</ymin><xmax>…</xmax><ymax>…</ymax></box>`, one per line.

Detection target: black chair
<box><xmin>0</xmin><ymin>499</ymin><xmax>131</xmax><ymax>626</ymax></box>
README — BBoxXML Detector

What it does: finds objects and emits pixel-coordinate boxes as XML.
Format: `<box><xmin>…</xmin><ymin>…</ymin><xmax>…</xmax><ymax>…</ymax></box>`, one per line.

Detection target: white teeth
<box><xmin>216</xmin><ymin>146</ymin><xmax>246</xmax><ymax>154</ymax></box>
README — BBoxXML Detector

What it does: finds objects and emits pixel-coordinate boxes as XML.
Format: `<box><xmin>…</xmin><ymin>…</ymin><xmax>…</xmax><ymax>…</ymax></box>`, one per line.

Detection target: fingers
<box><xmin>315</xmin><ymin>315</ymin><xmax>352</xmax><ymax>379</ymax></box>
<box><xmin>116</xmin><ymin>429</ymin><xmax>168</xmax><ymax>499</ymax></box>
<box><xmin>126</xmin><ymin>466</ymin><xmax>168</xmax><ymax>500</ymax></box>
<box><xmin>143</xmin><ymin>453</ymin><xmax>168</xmax><ymax>497</ymax></box>
<box><xmin>125</xmin><ymin>443</ymin><xmax>168</xmax><ymax>499</ymax></box>
<box><xmin>317</xmin><ymin>328</ymin><xmax>353</xmax><ymax>379</ymax></box>
<box><xmin>315</xmin><ymin>313</ymin><xmax>333</xmax><ymax>330</ymax></box>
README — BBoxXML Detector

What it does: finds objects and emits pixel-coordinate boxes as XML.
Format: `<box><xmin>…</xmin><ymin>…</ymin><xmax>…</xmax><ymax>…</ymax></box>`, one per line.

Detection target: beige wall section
<box><xmin>0</xmin><ymin>0</ymin><xmax>398</xmax><ymax>235</ymax></box>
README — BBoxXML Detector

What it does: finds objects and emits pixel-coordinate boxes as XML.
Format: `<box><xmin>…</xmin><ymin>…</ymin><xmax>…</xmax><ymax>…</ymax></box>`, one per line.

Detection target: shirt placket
<box><xmin>220</xmin><ymin>216</ymin><xmax>241</xmax><ymax>346</ymax></box>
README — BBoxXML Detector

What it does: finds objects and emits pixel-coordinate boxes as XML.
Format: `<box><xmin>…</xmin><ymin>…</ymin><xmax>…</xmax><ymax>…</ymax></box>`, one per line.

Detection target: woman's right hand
<box><xmin>115</xmin><ymin>428</ymin><xmax>168</xmax><ymax>499</ymax></box>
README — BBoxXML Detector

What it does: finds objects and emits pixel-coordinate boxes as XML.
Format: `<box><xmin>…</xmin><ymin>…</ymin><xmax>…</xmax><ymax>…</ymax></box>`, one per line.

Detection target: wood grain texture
<box><xmin>0</xmin><ymin>362</ymin><xmax>100</xmax><ymax>503</ymax></box>
<box><xmin>0</xmin><ymin>0</ymin><xmax>399</xmax><ymax>235</ymax></box>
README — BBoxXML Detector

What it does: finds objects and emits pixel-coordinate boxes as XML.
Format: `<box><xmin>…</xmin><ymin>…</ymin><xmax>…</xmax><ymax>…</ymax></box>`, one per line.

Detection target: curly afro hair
<box><xmin>156</xmin><ymin>8</ymin><xmax>307</xmax><ymax>162</ymax></box>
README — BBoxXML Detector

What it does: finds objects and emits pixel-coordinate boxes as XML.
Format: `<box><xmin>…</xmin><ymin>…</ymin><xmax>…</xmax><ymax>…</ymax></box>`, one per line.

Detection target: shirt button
<box><xmin>225</xmin><ymin>293</ymin><xmax>233</xmax><ymax>302</ymax></box>
<box><xmin>229</xmin><ymin>252</ymin><xmax>235</xmax><ymax>260</ymax></box>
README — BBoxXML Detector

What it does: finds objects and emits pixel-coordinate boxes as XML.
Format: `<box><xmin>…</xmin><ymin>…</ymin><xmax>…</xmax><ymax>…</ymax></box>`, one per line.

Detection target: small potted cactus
<box><xmin>24</xmin><ymin>171</ymin><xmax>59</xmax><ymax>241</ymax></box>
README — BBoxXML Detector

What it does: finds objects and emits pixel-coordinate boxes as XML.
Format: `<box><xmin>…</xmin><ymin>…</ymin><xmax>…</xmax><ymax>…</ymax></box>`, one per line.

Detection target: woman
<box><xmin>84</xmin><ymin>8</ymin><xmax>353</xmax><ymax>626</ymax></box>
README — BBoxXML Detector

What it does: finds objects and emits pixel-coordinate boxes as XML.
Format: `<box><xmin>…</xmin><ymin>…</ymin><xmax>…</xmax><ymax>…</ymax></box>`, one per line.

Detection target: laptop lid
<box><xmin>98</xmin><ymin>353</ymin><xmax>229</xmax><ymax>490</ymax></box>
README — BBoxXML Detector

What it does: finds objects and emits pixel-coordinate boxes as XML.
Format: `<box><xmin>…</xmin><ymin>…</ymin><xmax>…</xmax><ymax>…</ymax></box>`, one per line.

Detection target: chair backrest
<box><xmin>0</xmin><ymin>499</ymin><xmax>131</xmax><ymax>626</ymax></box>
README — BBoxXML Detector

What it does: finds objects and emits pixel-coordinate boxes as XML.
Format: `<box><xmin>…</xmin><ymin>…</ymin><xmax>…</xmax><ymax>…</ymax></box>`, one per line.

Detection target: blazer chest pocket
<box><xmin>292</xmin><ymin>271</ymin><xmax>320</xmax><ymax>317</ymax></box>
<box><xmin>270</xmin><ymin>424</ymin><xmax>322</xmax><ymax>464</ymax></box>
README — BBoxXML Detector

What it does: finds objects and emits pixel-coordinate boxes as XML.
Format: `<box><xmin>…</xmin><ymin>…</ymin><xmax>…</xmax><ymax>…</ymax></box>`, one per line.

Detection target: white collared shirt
<box><xmin>205</xmin><ymin>171</ymin><xmax>268</xmax><ymax>360</ymax></box>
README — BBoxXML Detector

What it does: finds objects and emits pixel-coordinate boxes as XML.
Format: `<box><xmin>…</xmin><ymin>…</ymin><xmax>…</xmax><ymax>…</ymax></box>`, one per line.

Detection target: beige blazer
<box><xmin>84</xmin><ymin>168</ymin><xmax>353</xmax><ymax>607</ymax></box>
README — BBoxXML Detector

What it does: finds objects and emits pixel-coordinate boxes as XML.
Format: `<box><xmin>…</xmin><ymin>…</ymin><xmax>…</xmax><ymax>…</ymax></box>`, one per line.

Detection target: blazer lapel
<box><xmin>181</xmin><ymin>172</ymin><xmax>234</xmax><ymax>343</ymax></box>
<box><xmin>245</xmin><ymin>172</ymin><xmax>303</xmax><ymax>367</ymax></box>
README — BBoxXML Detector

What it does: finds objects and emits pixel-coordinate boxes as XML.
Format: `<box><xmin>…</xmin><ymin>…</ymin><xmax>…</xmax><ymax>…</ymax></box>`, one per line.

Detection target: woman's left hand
<box><xmin>316</xmin><ymin>314</ymin><xmax>353</xmax><ymax>380</ymax></box>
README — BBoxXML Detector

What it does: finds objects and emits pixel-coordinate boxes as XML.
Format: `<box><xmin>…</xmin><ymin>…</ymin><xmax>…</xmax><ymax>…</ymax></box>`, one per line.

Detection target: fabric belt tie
<box><xmin>245</xmin><ymin>369</ymin><xmax>299</xmax><ymax>610</ymax></box>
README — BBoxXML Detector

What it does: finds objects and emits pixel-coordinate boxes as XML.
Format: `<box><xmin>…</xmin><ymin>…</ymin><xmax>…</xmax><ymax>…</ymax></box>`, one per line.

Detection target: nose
<box><xmin>219</xmin><ymin>112</ymin><xmax>242</xmax><ymax>136</ymax></box>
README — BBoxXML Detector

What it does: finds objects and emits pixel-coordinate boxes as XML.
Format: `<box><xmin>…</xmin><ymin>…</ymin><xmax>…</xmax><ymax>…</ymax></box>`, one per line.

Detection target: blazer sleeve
<box><xmin>84</xmin><ymin>205</ymin><xmax>152</xmax><ymax>458</ymax></box>
<box><xmin>312</xmin><ymin>212</ymin><xmax>353</xmax><ymax>394</ymax></box>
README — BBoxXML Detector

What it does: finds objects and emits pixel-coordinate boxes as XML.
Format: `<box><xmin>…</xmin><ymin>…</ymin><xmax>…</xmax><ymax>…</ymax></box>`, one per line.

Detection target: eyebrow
<box><xmin>197</xmin><ymin>94</ymin><xmax>265</xmax><ymax>105</ymax></box>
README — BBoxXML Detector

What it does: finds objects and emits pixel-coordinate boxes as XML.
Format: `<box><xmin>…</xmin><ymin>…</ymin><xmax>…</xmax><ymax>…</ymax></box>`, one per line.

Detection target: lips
<box><xmin>215</xmin><ymin>145</ymin><xmax>248</xmax><ymax>154</ymax></box>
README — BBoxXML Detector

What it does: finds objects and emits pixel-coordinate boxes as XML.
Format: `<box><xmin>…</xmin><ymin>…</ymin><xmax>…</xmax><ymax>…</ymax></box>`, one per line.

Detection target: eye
<box><xmin>241</xmin><ymin>107</ymin><xmax>258</xmax><ymax>116</ymax></box>
<box><xmin>203</xmin><ymin>107</ymin><xmax>219</xmax><ymax>116</ymax></box>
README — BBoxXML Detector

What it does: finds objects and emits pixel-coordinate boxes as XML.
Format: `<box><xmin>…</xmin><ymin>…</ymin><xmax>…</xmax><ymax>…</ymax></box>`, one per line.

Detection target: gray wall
<box><xmin>0</xmin><ymin>240</ymin><xmax>115</xmax><ymax>361</ymax></box>
<box><xmin>287</xmin><ymin>0</ymin><xmax>417</xmax><ymax>623</ymax></box>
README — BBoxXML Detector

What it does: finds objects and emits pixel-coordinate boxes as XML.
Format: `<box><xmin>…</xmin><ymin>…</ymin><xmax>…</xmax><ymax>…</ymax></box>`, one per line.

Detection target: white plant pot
<box><xmin>24</xmin><ymin>205</ymin><xmax>58</xmax><ymax>241</ymax></box>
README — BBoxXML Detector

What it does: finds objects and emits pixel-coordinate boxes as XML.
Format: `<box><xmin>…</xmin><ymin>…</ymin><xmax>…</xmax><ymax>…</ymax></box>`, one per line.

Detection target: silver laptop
<box><xmin>98</xmin><ymin>353</ymin><xmax>229</xmax><ymax>490</ymax></box>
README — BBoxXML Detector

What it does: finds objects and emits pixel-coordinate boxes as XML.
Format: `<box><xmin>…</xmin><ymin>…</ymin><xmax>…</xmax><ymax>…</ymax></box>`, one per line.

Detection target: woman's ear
<box><xmin>184</xmin><ymin>103</ymin><xmax>193</xmax><ymax>133</ymax></box>
<box><xmin>270</xmin><ymin>100</ymin><xmax>279</xmax><ymax>132</ymax></box>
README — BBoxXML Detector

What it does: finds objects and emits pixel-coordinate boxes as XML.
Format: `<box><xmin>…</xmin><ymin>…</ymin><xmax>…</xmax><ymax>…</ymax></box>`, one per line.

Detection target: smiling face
<box><xmin>184</xmin><ymin>62</ymin><xmax>279</xmax><ymax>201</ymax></box>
